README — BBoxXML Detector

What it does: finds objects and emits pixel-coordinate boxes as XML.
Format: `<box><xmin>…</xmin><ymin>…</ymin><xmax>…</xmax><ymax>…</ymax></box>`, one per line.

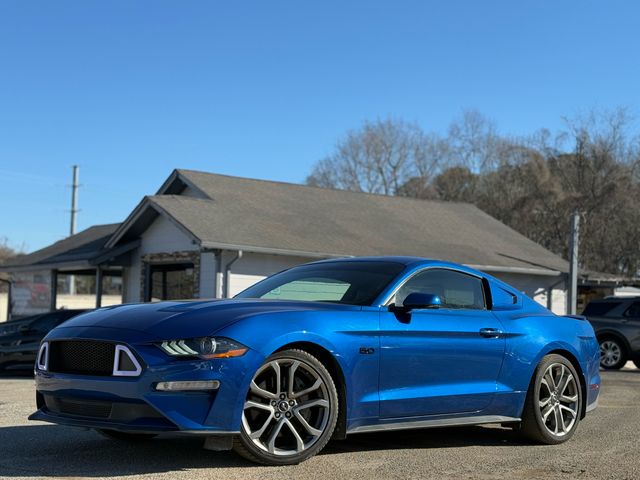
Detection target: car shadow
<box><xmin>0</xmin><ymin>423</ymin><xmax>530</xmax><ymax>477</ymax></box>
<box><xmin>323</xmin><ymin>425</ymin><xmax>530</xmax><ymax>455</ymax></box>
<box><xmin>0</xmin><ymin>424</ymin><xmax>249</xmax><ymax>477</ymax></box>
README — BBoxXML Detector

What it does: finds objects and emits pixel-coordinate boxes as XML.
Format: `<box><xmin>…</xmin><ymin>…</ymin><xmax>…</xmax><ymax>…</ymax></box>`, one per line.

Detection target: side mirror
<box><xmin>401</xmin><ymin>292</ymin><xmax>442</xmax><ymax>311</ymax></box>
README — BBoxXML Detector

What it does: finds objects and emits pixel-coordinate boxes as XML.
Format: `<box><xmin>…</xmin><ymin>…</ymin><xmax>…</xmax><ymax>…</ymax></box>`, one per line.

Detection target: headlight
<box><xmin>157</xmin><ymin>337</ymin><xmax>247</xmax><ymax>359</ymax></box>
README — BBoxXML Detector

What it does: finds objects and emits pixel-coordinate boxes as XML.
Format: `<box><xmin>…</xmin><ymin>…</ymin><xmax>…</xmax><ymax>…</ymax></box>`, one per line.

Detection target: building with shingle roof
<box><xmin>1</xmin><ymin>169</ymin><xmax>580</xmax><ymax>317</ymax></box>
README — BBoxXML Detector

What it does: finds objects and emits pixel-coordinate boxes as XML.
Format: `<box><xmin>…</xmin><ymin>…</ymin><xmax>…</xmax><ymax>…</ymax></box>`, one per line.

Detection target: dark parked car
<box><xmin>582</xmin><ymin>297</ymin><xmax>640</xmax><ymax>370</ymax></box>
<box><xmin>0</xmin><ymin>309</ymin><xmax>88</xmax><ymax>372</ymax></box>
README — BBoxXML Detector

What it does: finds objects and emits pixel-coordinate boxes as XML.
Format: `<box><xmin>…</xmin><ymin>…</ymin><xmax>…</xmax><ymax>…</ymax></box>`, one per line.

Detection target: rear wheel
<box><xmin>520</xmin><ymin>354</ymin><xmax>582</xmax><ymax>444</ymax></box>
<box><xmin>599</xmin><ymin>337</ymin><xmax>627</xmax><ymax>370</ymax></box>
<box><xmin>233</xmin><ymin>349</ymin><xmax>338</xmax><ymax>465</ymax></box>
<box><xmin>97</xmin><ymin>429</ymin><xmax>157</xmax><ymax>442</ymax></box>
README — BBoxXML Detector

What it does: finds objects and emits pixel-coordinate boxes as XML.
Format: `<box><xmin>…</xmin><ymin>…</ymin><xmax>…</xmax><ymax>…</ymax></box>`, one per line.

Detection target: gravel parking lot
<box><xmin>0</xmin><ymin>365</ymin><xmax>638</xmax><ymax>480</ymax></box>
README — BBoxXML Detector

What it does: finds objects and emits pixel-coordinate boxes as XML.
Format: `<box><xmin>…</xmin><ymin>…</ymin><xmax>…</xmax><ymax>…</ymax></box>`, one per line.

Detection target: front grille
<box><xmin>48</xmin><ymin>340</ymin><xmax>115</xmax><ymax>376</ymax></box>
<box><xmin>45</xmin><ymin>396</ymin><xmax>113</xmax><ymax>419</ymax></box>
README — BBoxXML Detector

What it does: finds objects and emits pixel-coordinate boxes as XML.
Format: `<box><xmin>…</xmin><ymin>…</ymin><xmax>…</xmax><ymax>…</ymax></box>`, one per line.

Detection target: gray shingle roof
<box><xmin>0</xmin><ymin>224</ymin><xmax>120</xmax><ymax>270</ymax></box>
<box><xmin>128</xmin><ymin>169</ymin><xmax>568</xmax><ymax>273</ymax></box>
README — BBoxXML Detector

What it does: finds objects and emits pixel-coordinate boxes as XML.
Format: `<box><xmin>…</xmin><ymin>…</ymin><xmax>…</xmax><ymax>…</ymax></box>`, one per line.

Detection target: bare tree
<box><xmin>0</xmin><ymin>237</ymin><xmax>19</xmax><ymax>264</ymax></box>
<box><xmin>446</xmin><ymin>110</ymin><xmax>502</xmax><ymax>171</ymax></box>
<box><xmin>307</xmin><ymin>118</ymin><xmax>442</xmax><ymax>195</ymax></box>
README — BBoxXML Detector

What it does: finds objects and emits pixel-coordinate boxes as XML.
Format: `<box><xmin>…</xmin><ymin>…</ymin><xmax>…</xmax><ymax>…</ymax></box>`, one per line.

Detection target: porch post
<box><xmin>95</xmin><ymin>266</ymin><xmax>103</xmax><ymax>308</ymax></box>
<box><xmin>50</xmin><ymin>269</ymin><xmax>58</xmax><ymax>311</ymax></box>
<box><xmin>143</xmin><ymin>262</ymin><xmax>151</xmax><ymax>302</ymax></box>
<box><xmin>215</xmin><ymin>250</ymin><xmax>224</xmax><ymax>299</ymax></box>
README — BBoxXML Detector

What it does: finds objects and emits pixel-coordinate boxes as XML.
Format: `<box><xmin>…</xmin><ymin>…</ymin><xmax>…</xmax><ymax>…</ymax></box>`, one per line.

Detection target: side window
<box><xmin>394</xmin><ymin>269</ymin><xmax>486</xmax><ymax>310</ymax></box>
<box><xmin>582</xmin><ymin>301</ymin><xmax>620</xmax><ymax>317</ymax></box>
<box><xmin>623</xmin><ymin>302</ymin><xmax>640</xmax><ymax>318</ymax></box>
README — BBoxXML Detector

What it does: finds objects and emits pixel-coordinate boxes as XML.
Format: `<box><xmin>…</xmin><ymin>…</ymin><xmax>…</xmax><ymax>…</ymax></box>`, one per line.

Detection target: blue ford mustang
<box><xmin>31</xmin><ymin>257</ymin><xmax>600</xmax><ymax>465</ymax></box>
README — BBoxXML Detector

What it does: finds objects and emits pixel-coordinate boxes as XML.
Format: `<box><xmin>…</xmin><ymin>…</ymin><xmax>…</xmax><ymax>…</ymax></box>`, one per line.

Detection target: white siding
<box><xmin>549</xmin><ymin>289</ymin><xmax>568</xmax><ymax>315</ymax></box>
<box><xmin>140</xmin><ymin>215</ymin><xmax>196</xmax><ymax>254</ymax></box>
<box><xmin>200</xmin><ymin>251</ymin><xmax>216</xmax><ymax>299</ymax></box>
<box><xmin>228</xmin><ymin>252</ymin><xmax>315</xmax><ymax>297</ymax></box>
<box><xmin>0</xmin><ymin>292</ymin><xmax>7</xmax><ymax>321</ymax></box>
<box><xmin>123</xmin><ymin>254</ymin><xmax>141</xmax><ymax>303</ymax></box>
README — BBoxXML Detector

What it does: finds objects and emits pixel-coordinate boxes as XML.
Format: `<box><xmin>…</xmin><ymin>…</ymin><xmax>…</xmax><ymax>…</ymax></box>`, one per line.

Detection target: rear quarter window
<box><xmin>491</xmin><ymin>286</ymin><xmax>517</xmax><ymax>306</ymax></box>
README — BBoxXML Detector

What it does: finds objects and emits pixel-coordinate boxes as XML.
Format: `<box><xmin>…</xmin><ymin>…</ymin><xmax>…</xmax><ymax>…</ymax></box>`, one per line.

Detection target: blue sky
<box><xmin>0</xmin><ymin>1</ymin><xmax>638</xmax><ymax>252</ymax></box>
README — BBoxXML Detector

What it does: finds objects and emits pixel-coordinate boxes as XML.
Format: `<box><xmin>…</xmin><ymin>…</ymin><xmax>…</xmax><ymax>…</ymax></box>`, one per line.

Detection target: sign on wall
<box><xmin>10</xmin><ymin>270</ymin><xmax>51</xmax><ymax>317</ymax></box>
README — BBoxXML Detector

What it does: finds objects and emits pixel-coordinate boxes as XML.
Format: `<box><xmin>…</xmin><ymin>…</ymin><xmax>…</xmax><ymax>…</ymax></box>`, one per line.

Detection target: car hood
<box><xmin>53</xmin><ymin>299</ymin><xmax>359</xmax><ymax>340</ymax></box>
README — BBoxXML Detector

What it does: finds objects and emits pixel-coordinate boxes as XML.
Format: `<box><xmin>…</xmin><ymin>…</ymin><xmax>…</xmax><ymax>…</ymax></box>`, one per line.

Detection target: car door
<box><xmin>621</xmin><ymin>301</ymin><xmax>640</xmax><ymax>349</ymax></box>
<box><xmin>379</xmin><ymin>268</ymin><xmax>505</xmax><ymax>418</ymax></box>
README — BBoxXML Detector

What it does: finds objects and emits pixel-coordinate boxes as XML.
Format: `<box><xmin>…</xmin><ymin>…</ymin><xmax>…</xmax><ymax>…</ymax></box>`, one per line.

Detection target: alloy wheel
<box><xmin>538</xmin><ymin>363</ymin><xmax>579</xmax><ymax>437</ymax></box>
<box><xmin>241</xmin><ymin>358</ymin><xmax>331</xmax><ymax>456</ymax></box>
<box><xmin>600</xmin><ymin>340</ymin><xmax>622</xmax><ymax>368</ymax></box>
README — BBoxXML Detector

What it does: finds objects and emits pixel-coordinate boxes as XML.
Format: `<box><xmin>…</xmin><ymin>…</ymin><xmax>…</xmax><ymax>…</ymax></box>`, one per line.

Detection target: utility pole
<box><xmin>68</xmin><ymin>165</ymin><xmax>80</xmax><ymax>298</ymax></box>
<box><xmin>70</xmin><ymin>165</ymin><xmax>79</xmax><ymax>235</ymax></box>
<box><xmin>568</xmin><ymin>212</ymin><xmax>580</xmax><ymax>315</ymax></box>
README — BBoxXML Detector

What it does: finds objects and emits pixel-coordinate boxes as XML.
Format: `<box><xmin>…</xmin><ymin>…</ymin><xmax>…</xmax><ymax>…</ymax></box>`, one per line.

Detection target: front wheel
<box><xmin>633</xmin><ymin>360</ymin><xmax>640</xmax><ymax>369</ymax></box>
<box><xmin>520</xmin><ymin>354</ymin><xmax>582</xmax><ymax>444</ymax></box>
<box><xmin>233</xmin><ymin>349</ymin><xmax>338</xmax><ymax>465</ymax></box>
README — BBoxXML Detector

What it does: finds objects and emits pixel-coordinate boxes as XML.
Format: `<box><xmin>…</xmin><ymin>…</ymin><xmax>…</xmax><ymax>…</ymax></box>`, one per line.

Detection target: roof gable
<box><xmin>156</xmin><ymin>169</ymin><xmax>210</xmax><ymax>199</ymax></box>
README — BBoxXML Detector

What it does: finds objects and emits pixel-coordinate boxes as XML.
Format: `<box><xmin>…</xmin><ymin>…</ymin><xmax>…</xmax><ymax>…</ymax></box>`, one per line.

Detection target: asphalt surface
<box><xmin>0</xmin><ymin>364</ymin><xmax>638</xmax><ymax>480</ymax></box>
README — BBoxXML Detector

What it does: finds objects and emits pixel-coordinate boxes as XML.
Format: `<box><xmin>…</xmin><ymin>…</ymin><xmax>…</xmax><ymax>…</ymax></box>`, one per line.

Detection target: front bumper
<box><xmin>30</xmin><ymin>329</ymin><xmax>264</xmax><ymax>435</ymax></box>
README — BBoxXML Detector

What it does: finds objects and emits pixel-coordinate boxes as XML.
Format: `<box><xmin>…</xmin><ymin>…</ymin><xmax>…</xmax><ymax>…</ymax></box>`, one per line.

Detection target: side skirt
<box><xmin>346</xmin><ymin>415</ymin><xmax>521</xmax><ymax>434</ymax></box>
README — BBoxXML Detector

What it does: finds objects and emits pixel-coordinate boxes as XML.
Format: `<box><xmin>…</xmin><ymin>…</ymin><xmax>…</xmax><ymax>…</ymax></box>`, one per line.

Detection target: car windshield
<box><xmin>235</xmin><ymin>261</ymin><xmax>406</xmax><ymax>306</ymax></box>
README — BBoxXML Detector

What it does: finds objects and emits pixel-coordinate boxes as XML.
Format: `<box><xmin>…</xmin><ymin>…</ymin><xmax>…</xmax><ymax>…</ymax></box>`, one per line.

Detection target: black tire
<box><xmin>599</xmin><ymin>336</ymin><xmax>627</xmax><ymax>370</ymax></box>
<box><xmin>97</xmin><ymin>429</ymin><xmax>157</xmax><ymax>441</ymax></box>
<box><xmin>233</xmin><ymin>349</ymin><xmax>339</xmax><ymax>465</ymax></box>
<box><xmin>633</xmin><ymin>360</ymin><xmax>640</xmax><ymax>370</ymax></box>
<box><xmin>520</xmin><ymin>354</ymin><xmax>582</xmax><ymax>444</ymax></box>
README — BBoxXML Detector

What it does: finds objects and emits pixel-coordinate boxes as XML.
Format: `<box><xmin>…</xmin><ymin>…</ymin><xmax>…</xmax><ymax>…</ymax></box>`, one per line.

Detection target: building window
<box><xmin>148</xmin><ymin>263</ymin><xmax>195</xmax><ymax>301</ymax></box>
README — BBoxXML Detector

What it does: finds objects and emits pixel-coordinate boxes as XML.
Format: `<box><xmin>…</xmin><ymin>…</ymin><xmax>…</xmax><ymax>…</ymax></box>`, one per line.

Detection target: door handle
<box><xmin>479</xmin><ymin>328</ymin><xmax>502</xmax><ymax>338</ymax></box>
